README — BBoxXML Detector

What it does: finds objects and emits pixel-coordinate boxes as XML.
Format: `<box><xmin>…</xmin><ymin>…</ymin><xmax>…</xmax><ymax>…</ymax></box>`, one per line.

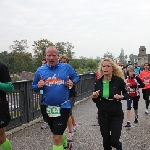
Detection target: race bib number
<box><xmin>46</xmin><ymin>106</ymin><xmax>61</xmax><ymax>117</ymax></box>
<box><xmin>129</xmin><ymin>88</ymin><xmax>136</xmax><ymax>94</ymax></box>
<box><xmin>144</xmin><ymin>77</ymin><xmax>149</xmax><ymax>85</ymax></box>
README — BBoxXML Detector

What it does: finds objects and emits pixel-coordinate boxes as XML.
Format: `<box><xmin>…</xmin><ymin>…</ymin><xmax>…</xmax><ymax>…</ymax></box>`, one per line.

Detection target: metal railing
<box><xmin>6</xmin><ymin>74</ymin><xmax>95</xmax><ymax>131</ymax></box>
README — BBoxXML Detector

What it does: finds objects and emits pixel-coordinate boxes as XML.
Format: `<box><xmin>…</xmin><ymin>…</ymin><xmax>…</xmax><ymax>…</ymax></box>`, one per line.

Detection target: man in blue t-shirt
<box><xmin>32</xmin><ymin>46</ymin><xmax>79</xmax><ymax>150</ymax></box>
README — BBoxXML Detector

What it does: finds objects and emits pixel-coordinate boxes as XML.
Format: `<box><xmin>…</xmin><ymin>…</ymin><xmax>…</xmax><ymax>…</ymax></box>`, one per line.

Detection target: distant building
<box><xmin>138</xmin><ymin>46</ymin><xmax>149</xmax><ymax>66</ymax></box>
<box><xmin>119</xmin><ymin>48</ymin><xmax>124</xmax><ymax>63</ymax></box>
<box><xmin>147</xmin><ymin>54</ymin><xmax>150</xmax><ymax>64</ymax></box>
<box><xmin>120</xmin><ymin>48</ymin><xmax>124</xmax><ymax>57</ymax></box>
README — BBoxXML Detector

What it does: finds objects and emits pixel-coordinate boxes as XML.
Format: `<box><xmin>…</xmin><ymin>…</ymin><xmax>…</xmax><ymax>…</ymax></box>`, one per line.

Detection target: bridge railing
<box><xmin>6</xmin><ymin>74</ymin><xmax>95</xmax><ymax>131</ymax></box>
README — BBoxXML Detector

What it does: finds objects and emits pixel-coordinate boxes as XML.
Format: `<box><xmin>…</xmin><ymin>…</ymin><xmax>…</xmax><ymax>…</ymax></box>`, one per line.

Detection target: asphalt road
<box><xmin>8</xmin><ymin>96</ymin><xmax>150</xmax><ymax>150</ymax></box>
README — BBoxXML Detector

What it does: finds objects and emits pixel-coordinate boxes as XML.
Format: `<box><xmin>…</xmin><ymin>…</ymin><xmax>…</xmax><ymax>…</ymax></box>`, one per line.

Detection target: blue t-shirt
<box><xmin>134</xmin><ymin>67</ymin><xmax>140</xmax><ymax>76</ymax></box>
<box><xmin>32</xmin><ymin>63</ymin><xmax>79</xmax><ymax>108</ymax></box>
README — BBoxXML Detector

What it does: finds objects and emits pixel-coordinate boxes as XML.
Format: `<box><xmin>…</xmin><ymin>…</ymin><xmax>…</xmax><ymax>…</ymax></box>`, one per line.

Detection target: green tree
<box><xmin>95</xmin><ymin>56</ymin><xmax>101</xmax><ymax>64</ymax></box>
<box><xmin>124</xmin><ymin>55</ymin><xmax>128</xmax><ymax>65</ymax></box>
<box><xmin>70</xmin><ymin>59</ymin><xmax>80</xmax><ymax>70</ymax></box>
<box><xmin>129</xmin><ymin>54</ymin><xmax>138</xmax><ymax>64</ymax></box>
<box><xmin>103</xmin><ymin>51</ymin><xmax>115</xmax><ymax>60</ymax></box>
<box><xmin>86</xmin><ymin>58</ymin><xmax>97</xmax><ymax>71</ymax></box>
<box><xmin>33</xmin><ymin>39</ymin><xmax>54</xmax><ymax>66</ymax></box>
<box><xmin>0</xmin><ymin>51</ymin><xmax>15</xmax><ymax>73</ymax></box>
<box><xmin>118</xmin><ymin>54</ymin><xmax>128</xmax><ymax>65</ymax></box>
<box><xmin>70</xmin><ymin>57</ymin><xmax>97</xmax><ymax>73</ymax></box>
<box><xmin>10</xmin><ymin>51</ymin><xmax>34</xmax><ymax>73</ymax></box>
<box><xmin>8</xmin><ymin>39</ymin><xmax>35</xmax><ymax>73</ymax></box>
<box><xmin>0</xmin><ymin>51</ymin><xmax>10</xmax><ymax>65</ymax></box>
<box><xmin>33</xmin><ymin>39</ymin><xmax>54</xmax><ymax>58</ymax></box>
<box><xmin>55</xmin><ymin>42</ymin><xmax>75</xmax><ymax>59</ymax></box>
<box><xmin>9</xmin><ymin>39</ymin><xmax>28</xmax><ymax>53</ymax></box>
<box><xmin>78</xmin><ymin>56</ymin><xmax>87</xmax><ymax>69</ymax></box>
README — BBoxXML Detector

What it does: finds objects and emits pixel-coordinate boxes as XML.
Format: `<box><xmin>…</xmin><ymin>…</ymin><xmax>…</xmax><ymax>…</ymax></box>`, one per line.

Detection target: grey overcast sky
<box><xmin>0</xmin><ymin>0</ymin><xmax>150</xmax><ymax>58</ymax></box>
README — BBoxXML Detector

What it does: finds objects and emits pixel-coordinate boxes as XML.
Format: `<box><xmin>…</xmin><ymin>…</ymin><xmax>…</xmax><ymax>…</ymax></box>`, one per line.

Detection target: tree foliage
<box><xmin>95</xmin><ymin>56</ymin><xmax>101</xmax><ymax>64</ymax></box>
<box><xmin>129</xmin><ymin>54</ymin><xmax>138</xmax><ymax>64</ymax></box>
<box><xmin>0</xmin><ymin>51</ymin><xmax>10</xmax><ymax>66</ymax></box>
<box><xmin>55</xmin><ymin>42</ymin><xmax>75</xmax><ymax>59</ymax></box>
<box><xmin>0</xmin><ymin>39</ymin><xmax>35</xmax><ymax>73</ymax></box>
<box><xmin>9</xmin><ymin>39</ymin><xmax>28</xmax><ymax>53</ymax></box>
<box><xmin>103</xmin><ymin>51</ymin><xmax>115</xmax><ymax>60</ymax></box>
<box><xmin>11</xmin><ymin>52</ymin><xmax>33</xmax><ymax>73</ymax></box>
<box><xmin>33</xmin><ymin>39</ymin><xmax>54</xmax><ymax>57</ymax></box>
<box><xmin>70</xmin><ymin>57</ymin><xmax>97</xmax><ymax>74</ymax></box>
<box><xmin>33</xmin><ymin>39</ymin><xmax>54</xmax><ymax>67</ymax></box>
<box><xmin>0</xmin><ymin>37</ymin><xmax>140</xmax><ymax>77</ymax></box>
<box><xmin>118</xmin><ymin>54</ymin><xmax>128</xmax><ymax>65</ymax></box>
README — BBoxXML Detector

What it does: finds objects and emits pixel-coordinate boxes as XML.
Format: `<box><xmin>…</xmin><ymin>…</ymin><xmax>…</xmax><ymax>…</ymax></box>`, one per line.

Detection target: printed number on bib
<box><xmin>46</xmin><ymin>106</ymin><xmax>60</xmax><ymax>117</ymax></box>
<box><xmin>144</xmin><ymin>78</ymin><xmax>149</xmax><ymax>85</ymax></box>
<box><xmin>129</xmin><ymin>88</ymin><xmax>136</xmax><ymax>94</ymax></box>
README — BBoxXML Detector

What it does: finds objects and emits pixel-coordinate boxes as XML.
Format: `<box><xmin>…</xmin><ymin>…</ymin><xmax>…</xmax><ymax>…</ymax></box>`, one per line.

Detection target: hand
<box><xmin>114</xmin><ymin>94</ymin><xmax>122</xmax><ymax>100</ymax></box>
<box><xmin>65</xmin><ymin>76</ymin><xmax>73</xmax><ymax>88</ymax></box>
<box><xmin>92</xmin><ymin>90</ymin><xmax>100</xmax><ymax>98</ymax></box>
<box><xmin>38</xmin><ymin>77</ymin><xmax>45</xmax><ymax>88</ymax></box>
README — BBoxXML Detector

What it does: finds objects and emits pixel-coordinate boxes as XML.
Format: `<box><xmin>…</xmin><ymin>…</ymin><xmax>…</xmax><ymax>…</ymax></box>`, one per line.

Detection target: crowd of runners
<box><xmin>0</xmin><ymin>46</ymin><xmax>150</xmax><ymax>150</ymax></box>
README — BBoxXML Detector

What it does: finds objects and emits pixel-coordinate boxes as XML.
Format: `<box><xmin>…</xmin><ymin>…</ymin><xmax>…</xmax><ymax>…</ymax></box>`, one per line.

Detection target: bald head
<box><xmin>45</xmin><ymin>46</ymin><xmax>59</xmax><ymax>66</ymax></box>
<box><xmin>46</xmin><ymin>46</ymin><xmax>59</xmax><ymax>55</ymax></box>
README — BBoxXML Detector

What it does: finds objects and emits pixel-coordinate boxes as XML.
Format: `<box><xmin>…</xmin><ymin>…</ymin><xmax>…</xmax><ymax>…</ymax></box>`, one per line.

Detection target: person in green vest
<box><xmin>0</xmin><ymin>62</ymin><xmax>14</xmax><ymax>150</ymax></box>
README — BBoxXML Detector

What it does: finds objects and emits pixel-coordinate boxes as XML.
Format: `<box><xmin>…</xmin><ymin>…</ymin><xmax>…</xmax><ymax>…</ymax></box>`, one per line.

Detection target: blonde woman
<box><xmin>92</xmin><ymin>58</ymin><xmax>129</xmax><ymax>150</ymax></box>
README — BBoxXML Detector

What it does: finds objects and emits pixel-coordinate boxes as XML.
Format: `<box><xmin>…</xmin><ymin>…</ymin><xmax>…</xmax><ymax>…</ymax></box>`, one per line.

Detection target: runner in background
<box><xmin>41</xmin><ymin>58</ymin><xmax>47</xmax><ymax>66</ymax></box>
<box><xmin>139</xmin><ymin>63</ymin><xmax>150</xmax><ymax>114</ymax></box>
<box><xmin>126</xmin><ymin>61</ymin><xmax>132</xmax><ymax>68</ymax></box>
<box><xmin>95</xmin><ymin>70</ymin><xmax>100</xmax><ymax>80</ymax></box>
<box><xmin>125</xmin><ymin>66</ymin><xmax>144</xmax><ymax>127</ymax></box>
<box><xmin>95</xmin><ymin>62</ymin><xmax>100</xmax><ymax>120</ymax></box>
<box><xmin>40</xmin><ymin>58</ymin><xmax>48</xmax><ymax>129</ymax></box>
<box><xmin>134</xmin><ymin>62</ymin><xmax>141</xmax><ymax>76</ymax></box>
<box><xmin>59</xmin><ymin>55</ymin><xmax>78</xmax><ymax>141</ymax></box>
<box><xmin>122</xmin><ymin>66</ymin><xmax>127</xmax><ymax>78</ymax></box>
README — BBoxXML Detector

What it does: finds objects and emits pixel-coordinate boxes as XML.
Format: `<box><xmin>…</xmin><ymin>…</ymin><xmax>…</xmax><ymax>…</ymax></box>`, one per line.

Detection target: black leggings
<box><xmin>99</xmin><ymin>112</ymin><xmax>124</xmax><ymax>150</ymax></box>
<box><xmin>127</xmin><ymin>96</ymin><xmax>139</xmax><ymax>110</ymax></box>
<box><xmin>142</xmin><ymin>89</ymin><xmax>150</xmax><ymax>109</ymax></box>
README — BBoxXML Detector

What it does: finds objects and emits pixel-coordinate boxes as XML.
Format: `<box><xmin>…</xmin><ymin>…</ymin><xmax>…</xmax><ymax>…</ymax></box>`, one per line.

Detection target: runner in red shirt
<box><xmin>139</xmin><ymin>63</ymin><xmax>150</xmax><ymax>114</ymax></box>
<box><xmin>95</xmin><ymin>70</ymin><xmax>100</xmax><ymax>80</ymax></box>
<box><xmin>125</xmin><ymin>66</ymin><xmax>144</xmax><ymax>127</ymax></box>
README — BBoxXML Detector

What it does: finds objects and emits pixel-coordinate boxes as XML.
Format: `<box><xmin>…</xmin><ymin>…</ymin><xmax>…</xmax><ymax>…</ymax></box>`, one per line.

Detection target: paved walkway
<box><xmin>7</xmin><ymin>96</ymin><xmax>150</xmax><ymax>150</ymax></box>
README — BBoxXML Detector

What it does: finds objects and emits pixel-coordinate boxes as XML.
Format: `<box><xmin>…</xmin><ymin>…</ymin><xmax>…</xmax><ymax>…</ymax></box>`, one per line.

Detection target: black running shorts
<box><xmin>46</xmin><ymin>108</ymin><xmax>70</xmax><ymax>135</ymax></box>
<box><xmin>0</xmin><ymin>100</ymin><xmax>11</xmax><ymax>128</ymax></box>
